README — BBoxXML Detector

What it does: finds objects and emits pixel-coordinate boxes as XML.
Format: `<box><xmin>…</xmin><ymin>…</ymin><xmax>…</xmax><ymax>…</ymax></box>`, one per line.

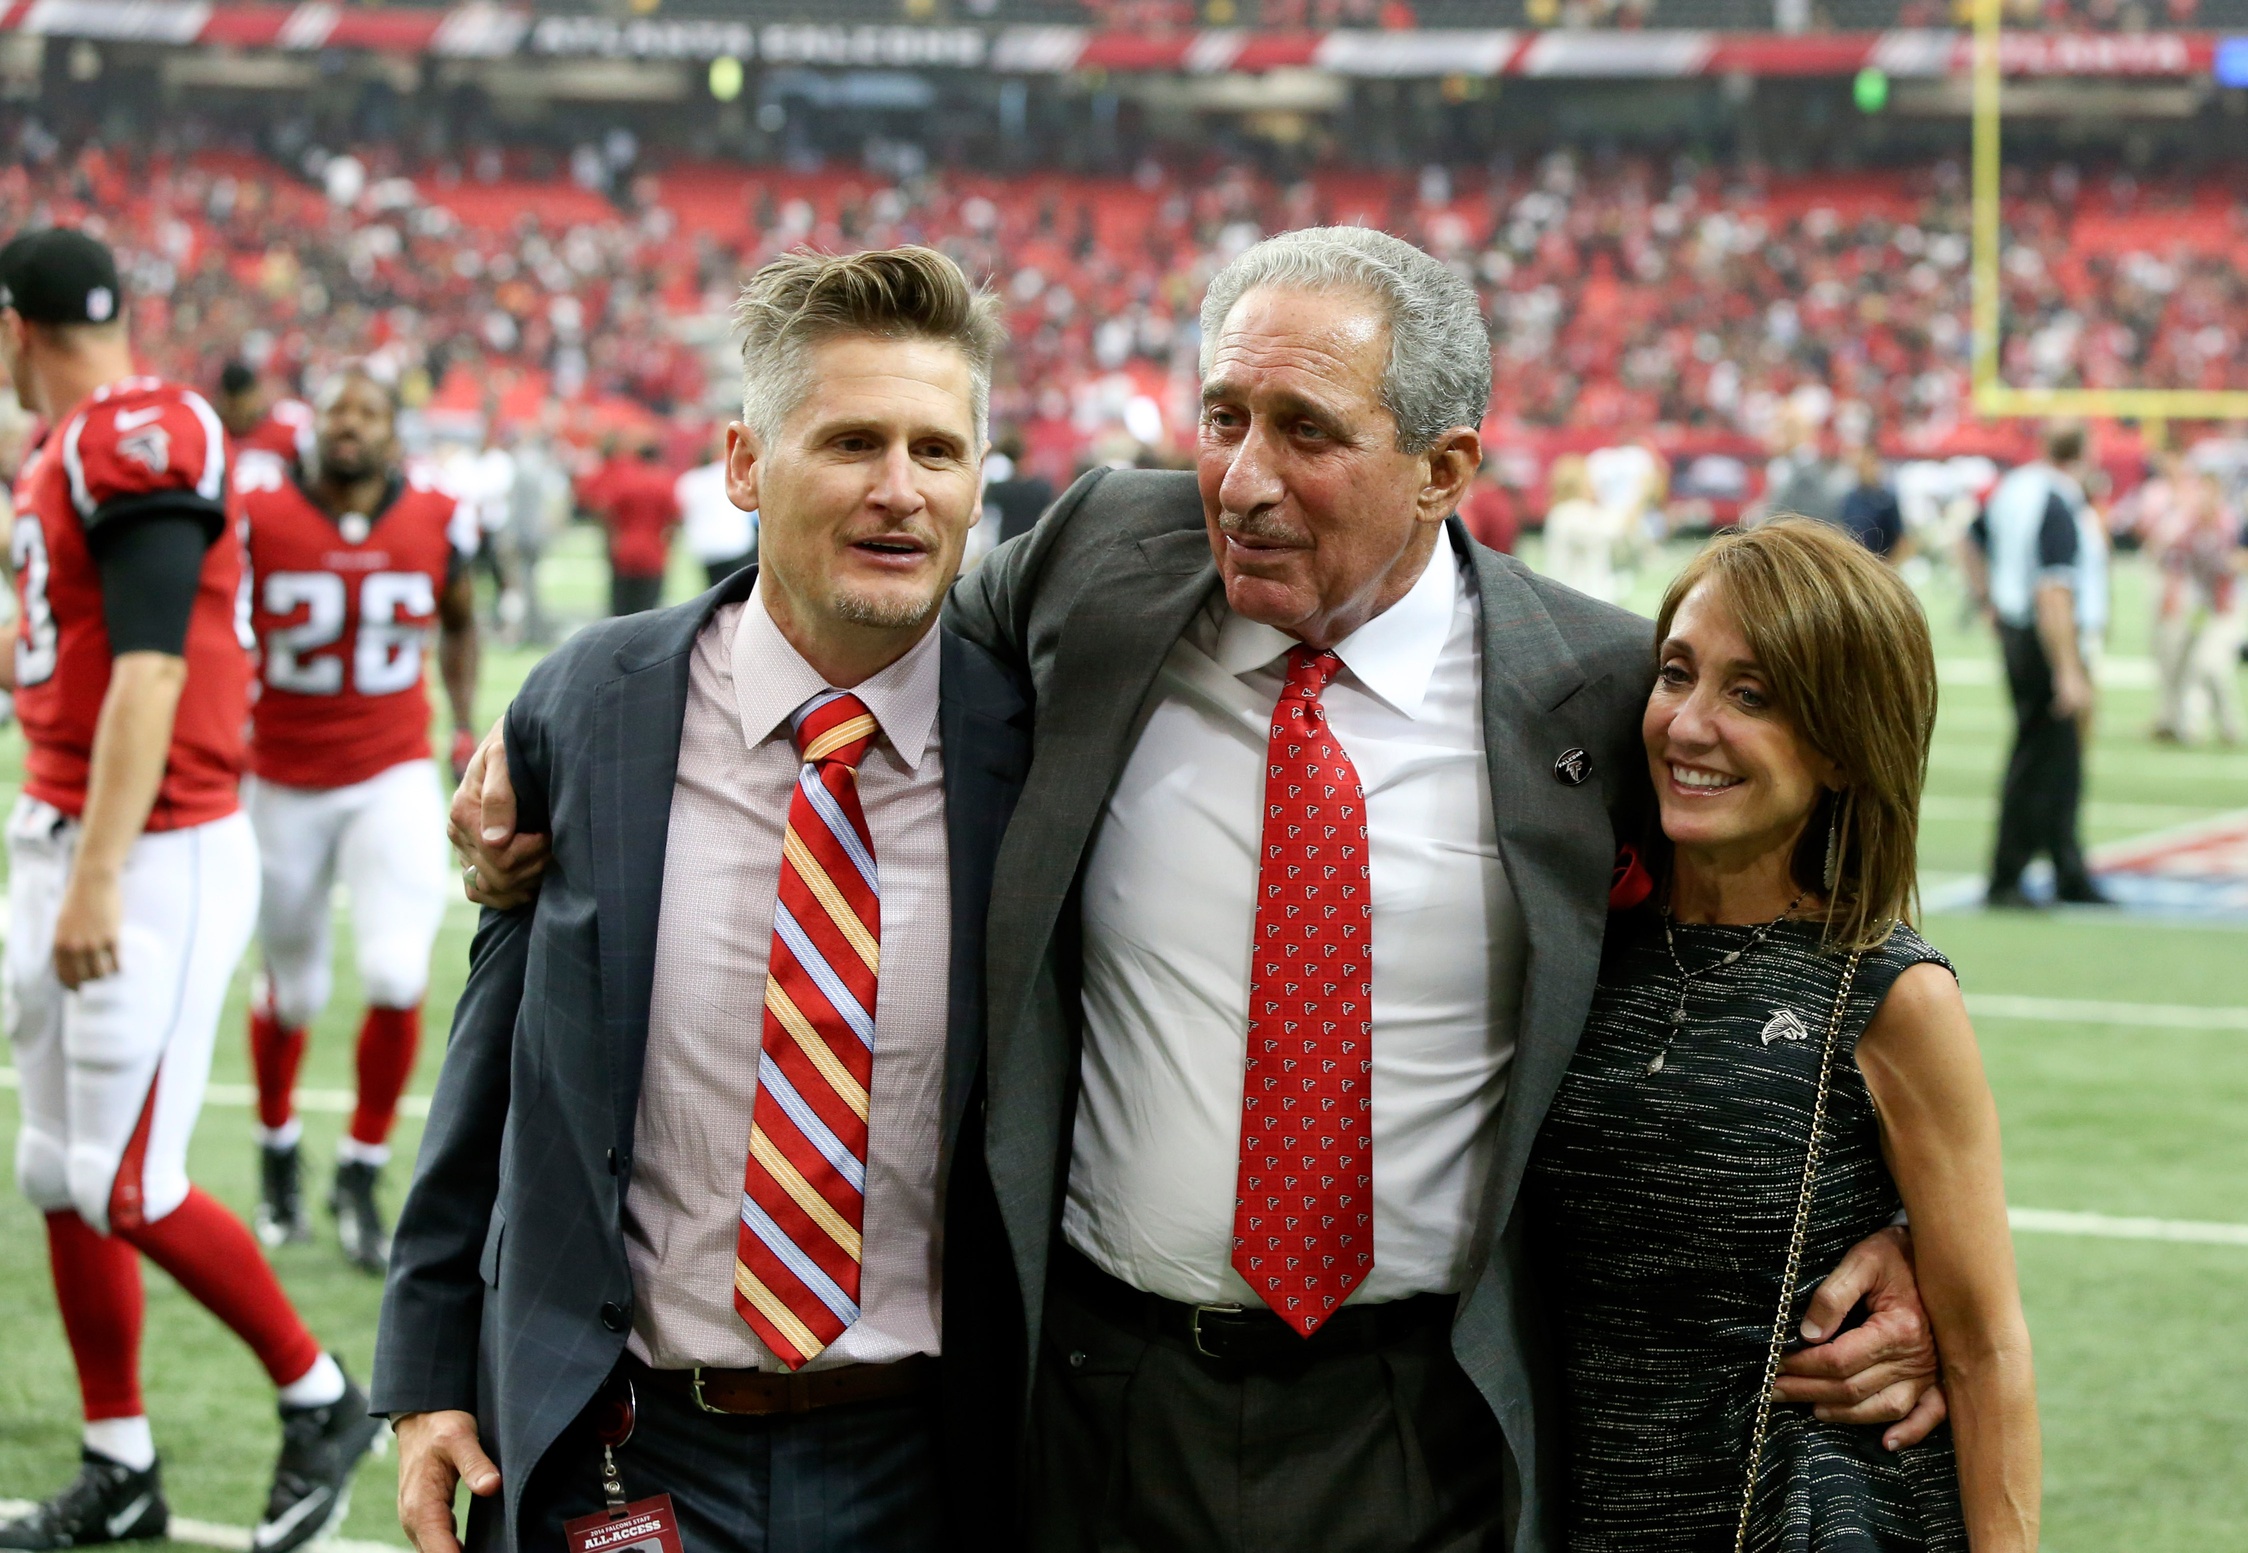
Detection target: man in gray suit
<box><xmin>457</xmin><ymin>230</ymin><xmax>1941</xmax><ymax>1550</ymax></box>
<box><xmin>375</xmin><ymin>249</ymin><xmax>1031</xmax><ymax>1553</ymax></box>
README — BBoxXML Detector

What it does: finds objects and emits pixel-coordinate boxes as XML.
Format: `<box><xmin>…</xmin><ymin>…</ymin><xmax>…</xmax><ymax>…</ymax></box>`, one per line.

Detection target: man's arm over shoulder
<box><xmin>372</xmin><ymin>907</ymin><xmax>533</xmax><ymax>1416</ymax></box>
<box><xmin>1511</xmin><ymin>555</ymin><xmax>1657</xmax><ymax>688</ymax></box>
<box><xmin>946</xmin><ymin>465</ymin><xmax>1114</xmax><ymax>669</ymax></box>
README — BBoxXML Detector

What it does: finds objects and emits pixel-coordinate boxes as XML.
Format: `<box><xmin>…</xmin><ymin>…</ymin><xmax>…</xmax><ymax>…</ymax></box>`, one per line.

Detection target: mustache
<box><xmin>843</xmin><ymin>519</ymin><xmax>941</xmax><ymax>548</ymax></box>
<box><xmin>1217</xmin><ymin>507</ymin><xmax>1312</xmax><ymax>547</ymax></box>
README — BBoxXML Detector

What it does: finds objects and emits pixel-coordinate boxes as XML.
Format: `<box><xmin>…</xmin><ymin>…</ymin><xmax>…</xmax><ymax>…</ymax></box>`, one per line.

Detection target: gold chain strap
<box><xmin>1732</xmin><ymin>947</ymin><xmax>1866</xmax><ymax>1553</ymax></box>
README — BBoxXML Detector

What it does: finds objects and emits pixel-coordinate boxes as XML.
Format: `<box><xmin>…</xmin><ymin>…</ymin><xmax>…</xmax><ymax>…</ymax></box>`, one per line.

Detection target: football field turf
<box><xmin>2</xmin><ymin>528</ymin><xmax>2243</xmax><ymax>1551</ymax></box>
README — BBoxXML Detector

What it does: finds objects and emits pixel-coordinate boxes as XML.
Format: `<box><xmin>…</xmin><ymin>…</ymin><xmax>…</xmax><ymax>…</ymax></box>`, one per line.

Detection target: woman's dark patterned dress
<box><xmin>1524</xmin><ymin>915</ymin><xmax>1970</xmax><ymax>1552</ymax></box>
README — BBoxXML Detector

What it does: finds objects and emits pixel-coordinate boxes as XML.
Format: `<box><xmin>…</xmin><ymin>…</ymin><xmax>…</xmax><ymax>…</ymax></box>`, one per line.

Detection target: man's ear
<box><xmin>1419</xmin><ymin>425</ymin><xmax>1483</xmax><ymax>524</ymax></box>
<box><xmin>725</xmin><ymin>420</ymin><xmax>761</xmax><ymax>512</ymax></box>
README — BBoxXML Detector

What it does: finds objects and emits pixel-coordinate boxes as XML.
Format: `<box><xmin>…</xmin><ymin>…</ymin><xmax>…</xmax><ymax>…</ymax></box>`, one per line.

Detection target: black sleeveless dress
<box><xmin>1523</xmin><ymin>913</ymin><xmax>1969</xmax><ymax>1552</ymax></box>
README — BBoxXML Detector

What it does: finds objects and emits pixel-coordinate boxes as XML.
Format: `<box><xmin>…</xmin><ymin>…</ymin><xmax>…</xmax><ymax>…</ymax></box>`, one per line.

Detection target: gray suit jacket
<box><xmin>370</xmin><ymin>567</ymin><xmax>1033</xmax><ymax>1552</ymax></box>
<box><xmin>943</xmin><ymin>467</ymin><xmax>1655</xmax><ymax>1552</ymax></box>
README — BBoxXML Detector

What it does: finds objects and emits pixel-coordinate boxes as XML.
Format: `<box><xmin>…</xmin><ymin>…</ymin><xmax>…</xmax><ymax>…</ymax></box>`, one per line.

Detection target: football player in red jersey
<box><xmin>239</xmin><ymin>365</ymin><xmax>478</xmax><ymax>1272</ymax></box>
<box><xmin>0</xmin><ymin>229</ymin><xmax>377</xmax><ymax>1553</ymax></box>
<box><xmin>216</xmin><ymin>361</ymin><xmax>314</xmax><ymax>470</ymax></box>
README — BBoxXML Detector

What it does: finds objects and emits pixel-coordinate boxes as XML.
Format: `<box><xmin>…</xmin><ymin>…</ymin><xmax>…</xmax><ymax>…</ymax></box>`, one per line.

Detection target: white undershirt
<box><xmin>1064</xmin><ymin>544</ymin><xmax>1526</xmax><ymax>1306</ymax></box>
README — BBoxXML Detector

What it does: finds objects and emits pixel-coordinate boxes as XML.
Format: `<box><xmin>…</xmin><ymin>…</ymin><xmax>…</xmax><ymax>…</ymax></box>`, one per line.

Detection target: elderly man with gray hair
<box><xmin>453</xmin><ymin>228</ymin><xmax>1946</xmax><ymax>1552</ymax></box>
<box><xmin>946</xmin><ymin>225</ymin><xmax>1946</xmax><ymax>1551</ymax></box>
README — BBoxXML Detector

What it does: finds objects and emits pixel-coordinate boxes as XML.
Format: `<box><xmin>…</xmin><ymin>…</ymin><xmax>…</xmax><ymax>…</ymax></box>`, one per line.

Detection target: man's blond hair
<box><xmin>732</xmin><ymin>246</ymin><xmax>1004</xmax><ymax>446</ymax></box>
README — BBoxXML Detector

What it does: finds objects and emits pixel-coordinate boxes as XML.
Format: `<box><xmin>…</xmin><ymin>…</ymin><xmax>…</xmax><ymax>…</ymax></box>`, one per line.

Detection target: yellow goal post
<box><xmin>1969</xmin><ymin>0</ymin><xmax>2248</xmax><ymax>422</ymax></box>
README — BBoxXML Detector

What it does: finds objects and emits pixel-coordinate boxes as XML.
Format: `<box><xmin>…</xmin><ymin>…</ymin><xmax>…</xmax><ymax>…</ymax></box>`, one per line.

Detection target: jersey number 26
<box><xmin>262</xmin><ymin>570</ymin><xmax>433</xmax><ymax>696</ymax></box>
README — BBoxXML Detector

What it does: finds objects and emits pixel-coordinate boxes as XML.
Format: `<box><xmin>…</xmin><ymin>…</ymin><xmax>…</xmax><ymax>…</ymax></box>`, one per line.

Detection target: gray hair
<box><xmin>1198</xmin><ymin>226</ymin><xmax>1490</xmax><ymax>454</ymax></box>
<box><xmin>733</xmin><ymin>246</ymin><xmax>1003</xmax><ymax>448</ymax></box>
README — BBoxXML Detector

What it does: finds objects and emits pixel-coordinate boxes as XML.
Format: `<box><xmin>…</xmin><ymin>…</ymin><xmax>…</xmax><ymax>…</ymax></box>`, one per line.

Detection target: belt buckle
<box><xmin>1190</xmin><ymin>1302</ymin><xmax>1247</xmax><ymax>1360</ymax></box>
<box><xmin>689</xmin><ymin>1366</ymin><xmax>725</xmax><ymax>1414</ymax></box>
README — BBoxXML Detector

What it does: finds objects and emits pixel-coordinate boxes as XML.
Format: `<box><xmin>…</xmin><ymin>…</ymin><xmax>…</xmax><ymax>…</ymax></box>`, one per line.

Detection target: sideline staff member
<box><xmin>1965</xmin><ymin>425</ymin><xmax>2110</xmax><ymax>907</ymax></box>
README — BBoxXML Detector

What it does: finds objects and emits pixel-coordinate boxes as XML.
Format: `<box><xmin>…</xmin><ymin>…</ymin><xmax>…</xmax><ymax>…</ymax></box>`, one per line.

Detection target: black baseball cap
<box><xmin>0</xmin><ymin>228</ymin><xmax>122</xmax><ymax>325</ymax></box>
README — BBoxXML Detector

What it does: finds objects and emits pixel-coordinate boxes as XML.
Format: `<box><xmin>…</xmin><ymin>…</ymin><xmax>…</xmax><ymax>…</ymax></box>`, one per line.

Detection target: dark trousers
<box><xmin>611</xmin><ymin>571</ymin><xmax>665</xmax><ymax>618</ymax></box>
<box><xmin>703</xmin><ymin>552</ymin><xmax>755</xmax><ymax>591</ymax></box>
<box><xmin>1992</xmin><ymin>621</ymin><xmax>2091</xmax><ymax>893</ymax></box>
<box><xmin>510</xmin><ymin>1367</ymin><xmax>942</xmax><ymax>1553</ymax></box>
<box><xmin>1028</xmin><ymin>1252</ymin><xmax>1508</xmax><ymax>1553</ymax></box>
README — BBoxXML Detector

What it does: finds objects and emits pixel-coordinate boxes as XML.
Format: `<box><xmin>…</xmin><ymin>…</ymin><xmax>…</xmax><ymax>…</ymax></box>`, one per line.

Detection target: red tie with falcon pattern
<box><xmin>1231</xmin><ymin>645</ymin><xmax>1374</xmax><ymax>1337</ymax></box>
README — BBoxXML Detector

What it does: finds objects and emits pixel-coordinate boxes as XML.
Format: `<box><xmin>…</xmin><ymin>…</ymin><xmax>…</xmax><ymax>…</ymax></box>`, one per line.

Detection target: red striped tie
<box><xmin>734</xmin><ymin>691</ymin><xmax>881</xmax><ymax>1369</ymax></box>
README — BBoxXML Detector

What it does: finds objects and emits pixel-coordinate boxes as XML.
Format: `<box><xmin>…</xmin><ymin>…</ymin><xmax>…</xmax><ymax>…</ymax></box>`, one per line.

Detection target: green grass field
<box><xmin>3</xmin><ymin>525</ymin><xmax>2244</xmax><ymax>1551</ymax></box>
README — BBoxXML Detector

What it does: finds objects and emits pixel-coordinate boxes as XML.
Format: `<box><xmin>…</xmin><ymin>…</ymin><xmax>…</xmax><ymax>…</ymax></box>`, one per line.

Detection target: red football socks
<box><xmin>249</xmin><ymin>1003</ymin><xmax>307</xmax><ymax>1134</ymax></box>
<box><xmin>116</xmin><ymin>1187</ymin><xmax>321</xmax><ymax>1388</ymax></box>
<box><xmin>349</xmin><ymin>1004</ymin><xmax>421</xmax><ymax>1149</ymax></box>
<box><xmin>45</xmin><ymin>1211</ymin><xmax>145</xmax><ymax>1421</ymax></box>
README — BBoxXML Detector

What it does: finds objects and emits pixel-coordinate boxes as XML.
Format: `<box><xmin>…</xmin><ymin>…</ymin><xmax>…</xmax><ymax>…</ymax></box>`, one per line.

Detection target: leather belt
<box><xmin>625</xmin><ymin>1352</ymin><xmax>935</xmax><ymax>1416</ymax></box>
<box><xmin>1054</xmin><ymin>1247</ymin><xmax>1455</xmax><ymax>1369</ymax></box>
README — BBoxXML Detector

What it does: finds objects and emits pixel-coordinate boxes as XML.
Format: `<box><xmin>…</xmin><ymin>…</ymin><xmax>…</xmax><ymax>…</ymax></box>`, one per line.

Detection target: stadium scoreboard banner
<box><xmin>3</xmin><ymin>2</ymin><xmax>2246</xmax><ymax>78</ymax></box>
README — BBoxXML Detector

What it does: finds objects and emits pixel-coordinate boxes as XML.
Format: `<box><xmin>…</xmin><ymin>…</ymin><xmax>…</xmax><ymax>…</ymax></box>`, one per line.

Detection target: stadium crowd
<box><xmin>6</xmin><ymin>124</ymin><xmax>2245</xmax><ymax>498</ymax></box>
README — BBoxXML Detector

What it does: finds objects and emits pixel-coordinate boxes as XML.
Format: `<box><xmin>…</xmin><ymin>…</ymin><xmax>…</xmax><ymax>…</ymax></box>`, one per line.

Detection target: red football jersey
<box><xmin>236</xmin><ymin>398</ymin><xmax>315</xmax><ymax>467</ymax></box>
<box><xmin>9</xmin><ymin>377</ymin><xmax>251</xmax><ymax>830</ymax></box>
<box><xmin>240</xmin><ymin>451</ymin><xmax>477</xmax><ymax>790</ymax></box>
<box><xmin>585</xmin><ymin>457</ymin><xmax>679</xmax><ymax>578</ymax></box>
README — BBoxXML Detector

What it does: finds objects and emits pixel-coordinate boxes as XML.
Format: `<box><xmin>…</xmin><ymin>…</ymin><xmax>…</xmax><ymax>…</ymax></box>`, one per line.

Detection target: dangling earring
<box><xmin>1821</xmin><ymin>790</ymin><xmax>1847</xmax><ymax>896</ymax></box>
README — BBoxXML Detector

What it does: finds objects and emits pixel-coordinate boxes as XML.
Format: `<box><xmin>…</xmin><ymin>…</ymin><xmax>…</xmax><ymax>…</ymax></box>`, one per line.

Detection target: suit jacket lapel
<box><xmin>938</xmin><ymin>627</ymin><xmax>1032</xmax><ymax>1174</ymax></box>
<box><xmin>983</xmin><ymin>527</ymin><xmax>1217</xmax><ymax>1234</ymax></box>
<box><xmin>1456</xmin><ymin>524</ymin><xmax>1618</xmax><ymax>1267</ymax></box>
<box><xmin>591</xmin><ymin>570</ymin><xmax>758</xmax><ymax>1150</ymax></box>
<box><xmin>987</xmin><ymin>527</ymin><xmax>1217</xmax><ymax>1032</ymax></box>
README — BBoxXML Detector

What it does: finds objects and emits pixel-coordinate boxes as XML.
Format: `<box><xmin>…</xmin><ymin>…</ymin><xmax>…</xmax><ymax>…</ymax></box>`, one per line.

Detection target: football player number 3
<box><xmin>262</xmin><ymin>570</ymin><xmax>436</xmax><ymax>695</ymax></box>
<box><xmin>11</xmin><ymin>515</ymin><xmax>59</xmax><ymax>687</ymax></box>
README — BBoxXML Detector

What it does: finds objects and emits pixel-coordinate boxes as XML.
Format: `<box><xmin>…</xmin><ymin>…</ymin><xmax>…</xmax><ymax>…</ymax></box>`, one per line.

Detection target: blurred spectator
<box><xmin>1965</xmin><ymin>425</ymin><xmax>2110</xmax><ymax>908</ymax></box>
<box><xmin>984</xmin><ymin>430</ymin><xmax>1058</xmax><ymax>547</ymax></box>
<box><xmin>583</xmin><ymin>441</ymin><xmax>680</xmax><ymax>616</ymax></box>
<box><xmin>1537</xmin><ymin>454</ymin><xmax>1630</xmax><ymax>603</ymax></box>
<box><xmin>2148</xmin><ymin>471</ymin><xmax>2244</xmax><ymax>744</ymax></box>
<box><xmin>1458</xmin><ymin>454</ymin><xmax>1520</xmax><ymax>554</ymax></box>
<box><xmin>444</xmin><ymin>424</ymin><xmax>518</xmax><ymax>615</ymax></box>
<box><xmin>503</xmin><ymin>423</ymin><xmax>568</xmax><ymax>646</ymax></box>
<box><xmin>676</xmin><ymin>425</ymin><xmax>755</xmax><ymax>591</ymax></box>
<box><xmin>217</xmin><ymin>360</ymin><xmax>314</xmax><ymax>466</ymax></box>
<box><xmin>1836</xmin><ymin>444</ymin><xmax>1910</xmax><ymax>561</ymax></box>
<box><xmin>1761</xmin><ymin>416</ymin><xmax>1850</xmax><ymax>529</ymax></box>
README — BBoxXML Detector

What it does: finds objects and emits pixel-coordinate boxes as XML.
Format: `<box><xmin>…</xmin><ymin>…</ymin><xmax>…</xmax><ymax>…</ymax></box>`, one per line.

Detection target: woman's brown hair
<box><xmin>1652</xmin><ymin>518</ymin><xmax>1939</xmax><ymax>950</ymax></box>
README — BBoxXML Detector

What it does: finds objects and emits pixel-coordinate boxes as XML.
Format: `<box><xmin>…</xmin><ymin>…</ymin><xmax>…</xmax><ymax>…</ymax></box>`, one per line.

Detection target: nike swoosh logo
<box><xmin>114</xmin><ymin>407</ymin><xmax>165</xmax><ymax>430</ymax></box>
<box><xmin>107</xmin><ymin>1493</ymin><xmax>153</xmax><ymax>1538</ymax></box>
<box><xmin>252</xmin><ymin>1487</ymin><xmax>333</xmax><ymax>1549</ymax></box>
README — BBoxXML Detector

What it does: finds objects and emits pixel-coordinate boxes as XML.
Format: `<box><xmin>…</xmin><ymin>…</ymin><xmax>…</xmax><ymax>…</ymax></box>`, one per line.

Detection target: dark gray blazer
<box><xmin>943</xmin><ymin>467</ymin><xmax>1655</xmax><ymax>1552</ymax></box>
<box><xmin>370</xmin><ymin>566</ymin><xmax>1034</xmax><ymax>1552</ymax></box>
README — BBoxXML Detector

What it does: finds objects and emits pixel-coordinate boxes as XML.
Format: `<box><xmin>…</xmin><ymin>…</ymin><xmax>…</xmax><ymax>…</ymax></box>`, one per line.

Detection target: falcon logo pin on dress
<box><xmin>1759</xmin><ymin>1009</ymin><xmax>1810</xmax><ymax>1046</ymax></box>
<box><xmin>1554</xmin><ymin>747</ymin><xmax>1591</xmax><ymax>786</ymax></box>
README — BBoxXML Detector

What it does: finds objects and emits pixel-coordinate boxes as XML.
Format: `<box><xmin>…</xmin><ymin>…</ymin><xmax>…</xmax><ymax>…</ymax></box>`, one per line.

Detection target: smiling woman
<box><xmin>1646</xmin><ymin>519</ymin><xmax>1939</xmax><ymax>950</ymax></box>
<box><xmin>1527</xmin><ymin>518</ymin><xmax>2043</xmax><ymax>1553</ymax></box>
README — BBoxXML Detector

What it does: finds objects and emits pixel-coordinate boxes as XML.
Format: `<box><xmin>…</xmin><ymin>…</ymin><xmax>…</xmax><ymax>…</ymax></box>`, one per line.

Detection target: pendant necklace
<box><xmin>1646</xmin><ymin>890</ymin><xmax>1808</xmax><ymax>1075</ymax></box>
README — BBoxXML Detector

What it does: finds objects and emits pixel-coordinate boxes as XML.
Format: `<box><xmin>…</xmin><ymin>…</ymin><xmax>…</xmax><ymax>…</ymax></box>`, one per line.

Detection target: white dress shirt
<box><xmin>1064</xmin><ymin>544</ymin><xmax>1527</xmax><ymax>1306</ymax></box>
<box><xmin>624</xmin><ymin>582</ymin><xmax>950</xmax><ymax>1370</ymax></box>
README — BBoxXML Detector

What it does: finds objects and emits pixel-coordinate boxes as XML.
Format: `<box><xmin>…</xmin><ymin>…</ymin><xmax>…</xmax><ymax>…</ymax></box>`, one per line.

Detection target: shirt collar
<box><xmin>1209</xmin><ymin>540</ymin><xmax>1460</xmax><ymax>720</ymax></box>
<box><xmin>730</xmin><ymin>576</ymin><xmax>943</xmax><ymax>770</ymax></box>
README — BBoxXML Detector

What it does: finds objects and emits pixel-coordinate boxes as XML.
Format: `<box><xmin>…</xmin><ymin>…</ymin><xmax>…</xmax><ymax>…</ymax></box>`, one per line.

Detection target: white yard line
<box><xmin>0</xmin><ymin>1502</ymin><xmax>402</xmax><ymax>1553</ymax></box>
<box><xmin>0</xmin><ymin>1069</ymin><xmax>430</xmax><ymax>1121</ymax></box>
<box><xmin>1938</xmin><ymin>656</ymin><xmax>2158</xmax><ymax>688</ymax></box>
<box><xmin>1926</xmin><ymin>745</ymin><xmax>2248</xmax><ymax>783</ymax></box>
<box><xmin>1964</xmin><ymin>994</ymin><xmax>2248</xmax><ymax>1031</ymax></box>
<box><xmin>2009</xmin><ymin>1209</ymin><xmax>2248</xmax><ymax>1247</ymax></box>
<box><xmin>1916</xmin><ymin>794</ymin><xmax>2224</xmax><ymax>827</ymax></box>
